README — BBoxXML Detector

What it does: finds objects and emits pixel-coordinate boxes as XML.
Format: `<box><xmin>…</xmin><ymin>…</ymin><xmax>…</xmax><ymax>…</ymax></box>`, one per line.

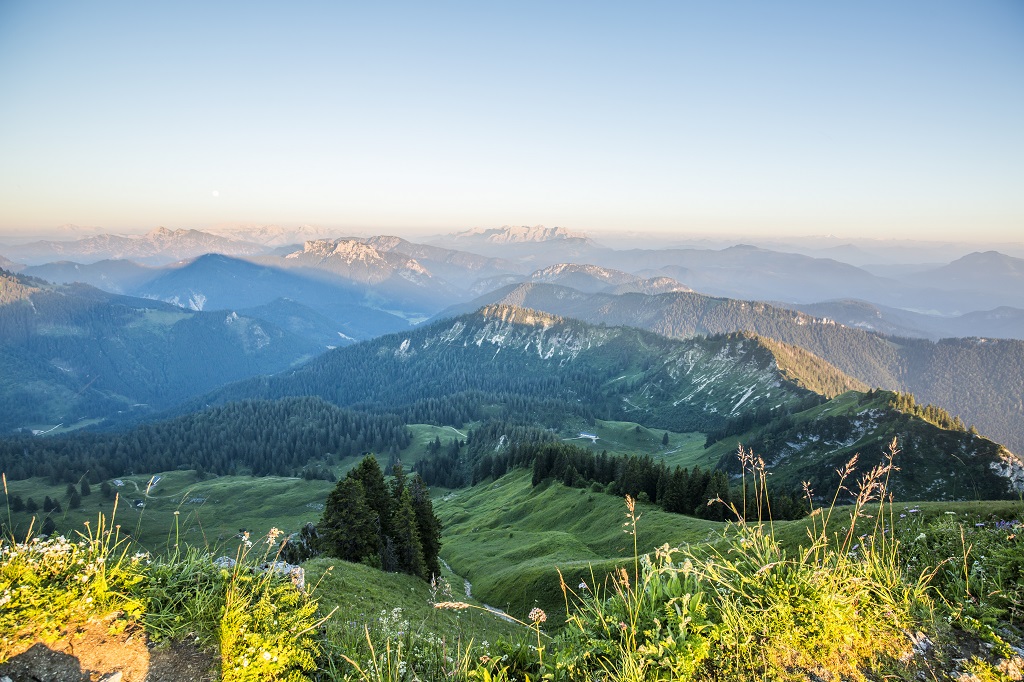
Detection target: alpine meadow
<box><xmin>2</xmin><ymin>3</ymin><xmax>1024</xmax><ymax>681</ymax></box>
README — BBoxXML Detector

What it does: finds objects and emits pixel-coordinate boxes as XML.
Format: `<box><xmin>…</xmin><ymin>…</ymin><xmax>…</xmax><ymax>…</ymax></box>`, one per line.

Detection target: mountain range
<box><xmin>438</xmin><ymin>283</ymin><xmax>1024</xmax><ymax>454</ymax></box>
<box><xmin>0</xmin><ymin>268</ymin><xmax>320</xmax><ymax>431</ymax></box>
<box><xmin>173</xmin><ymin>306</ymin><xmax>1024</xmax><ymax>500</ymax></box>
<box><xmin>3</xmin><ymin>224</ymin><xmax>1023</xmax><ymax>461</ymax></box>
<box><xmin>3</xmin><ymin>227</ymin><xmax>270</xmax><ymax>266</ymax></box>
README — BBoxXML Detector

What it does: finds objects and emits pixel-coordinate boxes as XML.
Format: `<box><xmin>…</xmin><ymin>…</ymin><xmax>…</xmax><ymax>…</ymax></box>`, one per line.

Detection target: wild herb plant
<box><xmin>686</xmin><ymin>441</ymin><xmax>929</xmax><ymax>680</ymax></box>
<box><xmin>0</xmin><ymin>503</ymin><xmax>148</xmax><ymax>661</ymax></box>
<box><xmin>1</xmin><ymin>481</ymin><xmax>330</xmax><ymax>680</ymax></box>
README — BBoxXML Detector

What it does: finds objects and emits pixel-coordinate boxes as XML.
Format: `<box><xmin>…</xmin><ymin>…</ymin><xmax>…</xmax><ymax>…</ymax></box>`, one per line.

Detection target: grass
<box><xmin>305</xmin><ymin>557</ymin><xmax>524</xmax><ymax>680</ymax></box>
<box><xmin>3</xmin><ymin>438</ymin><xmax>1023</xmax><ymax>681</ymax></box>
<box><xmin>562</xmin><ymin>420</ymin><xmax>711</xmax><ymax>468</ymax></box>
<box><xmin>0</xmin><ymin>507</ymin><xmax>326</xmax><ymax>680</ymax></box>
<box><xmin>435</xmin><ymin>469</ymin><xmax>724</xmax><ymax>623</ymax></box>
<box><xmin>2</xmin><ymin>469</ymin><xmax>334</xmax><ymax>553</ymax></box>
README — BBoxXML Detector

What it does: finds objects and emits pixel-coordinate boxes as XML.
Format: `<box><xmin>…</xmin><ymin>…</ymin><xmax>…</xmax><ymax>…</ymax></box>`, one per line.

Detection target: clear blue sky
<box><xmin>1</xmin><ymin>1</ymin><xmax>1021</xmax><ymax>240</ymax></box>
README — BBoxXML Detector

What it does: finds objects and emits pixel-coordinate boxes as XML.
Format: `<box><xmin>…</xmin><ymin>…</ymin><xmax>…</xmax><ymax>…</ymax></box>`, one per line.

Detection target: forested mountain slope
<box><xmin>179</xmin><ymin>305</ymin><xmax>1022</xmax><ymax>500</ymax></box>
<box><xmin>199</xmin><ymin>305</ymin><xmax>842</xmax><ymax>435</ymax></box>
<box><xmin>0</xmin><ymin>270</ymin><xmax>320</xmax><ymax>431</ymax></box>
<box><xmin>440</xmin><ymin>284</ymin><xmax>1024</xmax><ymax>453</ymax></box>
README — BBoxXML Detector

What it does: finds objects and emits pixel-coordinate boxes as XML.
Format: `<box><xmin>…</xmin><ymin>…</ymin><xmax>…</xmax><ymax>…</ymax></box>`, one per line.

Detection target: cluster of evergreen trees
<box><xmin>414</xmin><ymin>429</ymin><xmax>807</xmax><ymax>522</ymax></box>
<box><xmin>412</xmin><ymin>421</ymin><xmax>559</xmax><ymax>488</ymax></box>
<box><xmin>888</xmin><ymin>391</ymin><xmax>971</xmax><ymax>433</ymax></box>
<box><xmin>528</xmin><ymin>442</ymin><xmax>736</xmax><ymax>521</ymax></box>
<box><xmin>0</xmin><ymin>397</ymin><xmax>411</xmax><ymax>483</ymax></box>
<box><xmin>318</xmin><ymin>456</ymin><xmax>441</xmax><ymax>581</ymax></box>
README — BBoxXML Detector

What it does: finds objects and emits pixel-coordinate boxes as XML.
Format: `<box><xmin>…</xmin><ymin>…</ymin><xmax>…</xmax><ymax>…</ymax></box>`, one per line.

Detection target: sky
<box><xmin>0</xmin><ymin>1</ymin><xmax>1022</xmax><ymax>241</ymax></box>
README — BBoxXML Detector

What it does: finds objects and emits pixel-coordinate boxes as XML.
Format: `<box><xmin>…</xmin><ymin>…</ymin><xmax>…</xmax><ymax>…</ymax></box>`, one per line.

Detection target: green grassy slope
<box><xmin>2</xmin><ymin>470</ymin><xmax>334</xmax><ymax>554</ymax></box>
<box><xmin>435</xmin><ymin>469</ymin><xmax>723</xmax><ymax>622</ymax></box>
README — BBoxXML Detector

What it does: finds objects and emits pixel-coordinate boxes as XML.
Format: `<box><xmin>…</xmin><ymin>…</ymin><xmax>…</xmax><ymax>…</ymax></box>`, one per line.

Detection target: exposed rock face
<box><xmin>285</xmin><ymin>239</ymin><xmax>430</xmax><ymax>284</ymax></box>
<box><xmin>450</xmin><ymin>225</ymin><xmax>589</xmax><ymax>244</ymax></box>
<box><xmin>990</xmin><ymin>448</ymin><xmax>1024</xmax><ymax>493</ymax></box>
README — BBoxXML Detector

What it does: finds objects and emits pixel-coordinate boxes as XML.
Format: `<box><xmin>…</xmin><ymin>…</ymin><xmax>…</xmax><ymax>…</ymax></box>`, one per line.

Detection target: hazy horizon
<box><xmin>3</xmin><ymin>222</ymin><xmax>1024</xmax><ymax>265</ymax></box>
<box><xmin>1</xmin><ymin>2</ymin><xmax>1022</xmax><ymax>242</ymax></box>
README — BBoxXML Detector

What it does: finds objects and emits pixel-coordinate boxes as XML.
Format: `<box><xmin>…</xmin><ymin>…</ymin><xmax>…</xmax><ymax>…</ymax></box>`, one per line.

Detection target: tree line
<box><xmin>414</xmin><ymin>429</ymin><xmax>807</xmax><ymax>522</ymax></box>
<box><xmin>0</xmin><ymin>397</ymin><xmax>411</xmax><ymax>483</ymax></box>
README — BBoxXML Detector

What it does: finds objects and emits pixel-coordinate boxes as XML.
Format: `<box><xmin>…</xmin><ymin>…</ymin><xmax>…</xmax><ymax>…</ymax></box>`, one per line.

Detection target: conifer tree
<box><xmin>318</xmin><ymin>477</ymin><xmax>379</xmax><ymax>563</ymax></box>
<box><xmin>390</xmin><ymin>461</ymin><xmax>407</xmax><ymax>500</ymax></box>
<box><xmin>391</xmin><ymin>488</ymin><xmax>426</xmax><ymax>579</ymax></box>
<box><xmin>409</xmin><ymin>474</ymin><xmax>442</xmax><ymax>579</ymax></box>
<box><xmin>348</xmin><ymin>455</ymin><xmax>392</xmax><ymax>540</ymax></box>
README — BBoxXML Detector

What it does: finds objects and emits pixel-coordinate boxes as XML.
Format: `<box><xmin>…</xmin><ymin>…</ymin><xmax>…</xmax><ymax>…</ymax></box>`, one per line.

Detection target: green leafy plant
<box><xmin>0</xmin><ymin>503</ymin><xmax>147</xmax><ymax>661</ymax></box>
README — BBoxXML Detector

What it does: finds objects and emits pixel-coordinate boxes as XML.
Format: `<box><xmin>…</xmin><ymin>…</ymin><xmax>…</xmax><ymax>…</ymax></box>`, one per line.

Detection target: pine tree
<box><xmin>409</xmin><ymin>475</ymin><xmax>442</xmax><ymax>579</ymax></box>
<box><xmin>391</xmin><ymin>488</ymin><xmax>426</xmax><ymax>579</ymax></box>
<box><xmin>348</xmin><ymin>455</ymin><xmax>392</xmax><ymax>540</ymax></box>
<box><xmin>318</xmin><ymin>477</ymin><xmax>379</xmax><ymax>563</ymax></box>
<box><xmin>390</xmin><ymin>461</ymin><xmax>407</xmax><ymax>500</ymax></box>
<box><xmin>80</xmin><ymin>479</ymin><xmax>91</xmax><ymax>497</ymax></box>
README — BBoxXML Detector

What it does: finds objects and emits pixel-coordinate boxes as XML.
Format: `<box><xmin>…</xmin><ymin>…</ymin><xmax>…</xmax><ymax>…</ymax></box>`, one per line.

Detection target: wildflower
<box><xmin>267</xmin><ymin>527</ymin><xmax>282</xmax><ymax>545</ymax></box>
<box><xmin>529</xmin><ymin>607</ymin><xmax>547</xmax><ymax>624</ymax></box>
<box><xmin>619</xmin><ymin>621</ymin><xmax>627</xmax><ymax>631</ymax></box>
<box><xmin>578</xmin><ymin>581</ymin><xmax>589</xmax><ymax>592</ymax></box>
<box><xmin>262</xmin><ymin>652</ymin><xmax>272</xmax><ymax>661</ymax></box>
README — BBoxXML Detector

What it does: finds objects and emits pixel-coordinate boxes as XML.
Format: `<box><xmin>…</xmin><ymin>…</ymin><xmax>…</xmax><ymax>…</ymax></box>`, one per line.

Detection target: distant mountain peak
<box><xmin>949</xmin><ymin>250</ymin><xmax>1024</xmax><ymax>272</ymax></box>
<box><xmin>449</xmin><ymin>225</ymin><xmax>589</xmax><ymax>244</ymax></box>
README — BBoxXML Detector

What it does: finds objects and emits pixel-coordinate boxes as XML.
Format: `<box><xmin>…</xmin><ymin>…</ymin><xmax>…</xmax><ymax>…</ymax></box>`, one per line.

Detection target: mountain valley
<box><xmin>3</xmin><ymin>226</ymin><xmax>1024</xmax><ymax>682</ymax></box>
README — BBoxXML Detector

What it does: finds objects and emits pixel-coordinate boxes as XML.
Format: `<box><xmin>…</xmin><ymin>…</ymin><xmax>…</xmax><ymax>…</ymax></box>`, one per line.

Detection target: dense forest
<box><xmin>413</xmin><ymin>433</ymin><xmax>807</xmax><ymax>521</ymax></box>
<box><xmin>0</xmin><ymin>397</ymin><xmax>411</xmax><ymax>482</ymax></box>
